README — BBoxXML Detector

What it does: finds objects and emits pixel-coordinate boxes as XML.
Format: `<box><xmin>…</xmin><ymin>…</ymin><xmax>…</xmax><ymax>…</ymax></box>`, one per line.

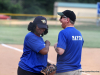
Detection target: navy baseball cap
<box><xmin>57</xmin><ymin>10</ymin><xmax>76</xmax><ymax>22</ymax></box>
<box><xmin>33</xmin><ymin>16</ymin><xmax>48</xmax><ymax>29</ymax></box>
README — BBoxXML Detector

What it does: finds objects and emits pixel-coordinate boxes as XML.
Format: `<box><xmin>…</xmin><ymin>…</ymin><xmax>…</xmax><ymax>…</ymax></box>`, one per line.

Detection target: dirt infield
<box><xmin>0</xmin><ymin>44</ymin><xmax>100</xmax><ymax>75</ymax></box>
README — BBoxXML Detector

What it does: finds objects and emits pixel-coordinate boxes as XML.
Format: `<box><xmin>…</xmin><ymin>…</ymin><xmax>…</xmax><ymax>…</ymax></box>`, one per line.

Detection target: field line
<box><xmin>1</xmin><ymin>44</ymin><xmax>90</xmax><ymax>75</ymax></box>
<box><xmin>1</xmin><ymin>44</ymin><xmax>23</xmax><ymax>52</ymax></box>
<box><xmin>1</xmin><ymin>44</ymin><xmax>54</xmax><ymax>63</ymax></box>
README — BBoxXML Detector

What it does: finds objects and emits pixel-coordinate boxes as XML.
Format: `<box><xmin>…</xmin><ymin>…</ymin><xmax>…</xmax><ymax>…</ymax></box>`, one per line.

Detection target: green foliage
<box><xmin>0</xmin><ymin>0</ymin><xmax>11</xmax><ymax>13</ymax></box>
<box><xmin>13</xmin><ymin>0</ymin><xmax>100</xmax><ymax>15</ymax></box>
<box><xmin>59</xmin><ymin>0</ymin><xmax>100</xmax><ymax>3</ymax></box>
<box><xmin>10</xmin><ymin>2</ymin><xmax>22</xmax><ymax>13</ymax></box>
<box><xmin>0</xmin><ymin>0</ymin><xmax>100</xmax><ymax>15</ymax></box>
<box><xmin>0</xmin><ymin>0</ymin><xmax>22</xmax><ymax>13</ymax></box>
<box><xmin>22</xmin><ymin>0</ymin><xmax>57</xmax><ymax>15</ymax></box>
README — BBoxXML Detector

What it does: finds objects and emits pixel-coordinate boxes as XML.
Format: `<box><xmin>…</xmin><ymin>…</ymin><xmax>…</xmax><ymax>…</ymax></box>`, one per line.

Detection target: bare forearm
<box><xmin>54</xmin><ymin>47</ymin><xmax>65</xmax><ymax>55</ymax></box>
<box><xmin>39</xmin><ymin>41</ymin><xmax>50</xmax><ymax>55</ymax></box>
<box><xmin>45</xmin><ymin>44</ymin><xmax>49</xmax><ymax>50</ymax></box>
<box><xmin>54</xmin><ymin>47</ymin><xmax>59</xmax><ymax>54</ymax></box>
<box><xmin>54</xmin><ymin>43</ymin><xmax>64</xmax><ymax>55</ymax></box>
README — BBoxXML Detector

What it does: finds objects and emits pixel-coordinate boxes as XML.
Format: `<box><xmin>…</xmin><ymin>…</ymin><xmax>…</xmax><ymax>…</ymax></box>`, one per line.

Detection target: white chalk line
<box><xmin>1</xmin><ymin>44</ymin><xmax>55</xmax><ymax>63</ymax></box>
<box><xmin>1</xmin><ymin>44</ymin><xmax>23</xmax><ymax>52</ymax></box>
<box><xmin>1</xmin><ymin>44</ymin><xmax>90</xmax><ymax>75</ymax></box>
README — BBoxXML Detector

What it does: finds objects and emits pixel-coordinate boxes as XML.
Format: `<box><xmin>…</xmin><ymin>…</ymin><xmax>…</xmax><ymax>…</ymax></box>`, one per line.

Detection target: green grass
<box><xmin>0</xmin><ymin>25</ymin><xmax>29</xmax><ymax>44</ymax></box>
<box><xmin>43</xmin><ymin>25</ymin><xmax>100</xmax><ymax>48</ymax></box>
<box><xmin>0</xmin><ymin>25</ymin><xmax>100</xmax><ymax>48</ymax></box>
<box><xmin>75</xmin><ymin>25</ymin><xmax>100</xmax><ymax>48</ymax></box>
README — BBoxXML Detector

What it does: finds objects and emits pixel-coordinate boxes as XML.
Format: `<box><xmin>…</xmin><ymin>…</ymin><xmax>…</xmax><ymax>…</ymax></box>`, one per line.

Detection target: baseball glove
<box><xmin>41</xmin><ymin>64</ymin><xmax>57</xmax><ymax>75</ymax></box>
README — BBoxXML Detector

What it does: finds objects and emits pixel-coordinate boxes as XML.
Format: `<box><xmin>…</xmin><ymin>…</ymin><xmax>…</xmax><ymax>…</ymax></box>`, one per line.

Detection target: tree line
<box><xmin>0</xmin><ymin>0</ymin><xmax>99</xmax><ymax>15</ymax></box>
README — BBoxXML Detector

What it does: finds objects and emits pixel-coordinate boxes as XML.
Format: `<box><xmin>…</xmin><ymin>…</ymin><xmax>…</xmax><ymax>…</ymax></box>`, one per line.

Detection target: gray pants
<box><xmin>55</xmin><ymin>69</ymin><xmax>82</xmax><ymax>75</ymax></box>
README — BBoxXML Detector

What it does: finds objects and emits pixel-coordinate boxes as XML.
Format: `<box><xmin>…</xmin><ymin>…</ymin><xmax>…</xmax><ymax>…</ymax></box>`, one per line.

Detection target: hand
<box><xmin>54</xmin><ymin>43</ymin><xmax>57</xmax><ymax>49</ymax></box>
<box><xmin>45</xmin><ymin>40</ymin><xmax>50</xmax><ymax>46</ymax></box>
<box><xmin>39</xmin><ymin>40</ymin><xmax>50</xmax><ymax>55</ymax></box>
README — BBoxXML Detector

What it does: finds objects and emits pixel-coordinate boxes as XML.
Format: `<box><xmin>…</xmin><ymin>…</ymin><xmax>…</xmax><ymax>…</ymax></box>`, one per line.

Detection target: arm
<box><xmin>54</xmin><ymin>43</ymin><xmax>65</xmax><ymax>55</ymax></box>
<box><xmin>39</xmin><ymin>40</ymin><xmax>50</xmax><ymax>55</ymax></box>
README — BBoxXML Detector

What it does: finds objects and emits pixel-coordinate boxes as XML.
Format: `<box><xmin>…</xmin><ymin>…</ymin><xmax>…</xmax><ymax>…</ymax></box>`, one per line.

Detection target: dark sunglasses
<box><xmin>60</xmin><ymin>15</ymin><xmax>67</xmax><ymax>19</ymax></box>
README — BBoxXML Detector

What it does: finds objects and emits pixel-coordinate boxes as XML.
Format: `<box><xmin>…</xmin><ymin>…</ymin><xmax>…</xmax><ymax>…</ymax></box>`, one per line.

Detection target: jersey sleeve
<box><xmin>26</xmin><ymin>37</ymin><xmax>45</xmax><ymax>53</ymax></box>
<box><xmin>57</xmin><ymin>31</ymin><xmax>67</xmax><ymax>50</ymax></box>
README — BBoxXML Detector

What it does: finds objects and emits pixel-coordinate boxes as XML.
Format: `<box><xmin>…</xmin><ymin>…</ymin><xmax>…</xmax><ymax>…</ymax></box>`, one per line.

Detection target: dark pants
<box><xmin>17</xmin><ymin>66</ymin><xmax>44</xmax><ymax>75</ymax></box>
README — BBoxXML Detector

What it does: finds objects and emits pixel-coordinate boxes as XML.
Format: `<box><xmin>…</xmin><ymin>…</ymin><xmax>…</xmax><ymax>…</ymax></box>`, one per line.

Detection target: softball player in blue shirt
<box><xmin>54</xmin><ymin>10</ymin><xmax>84</xmax><ymax>75</ymax></box>
<box><xmin>17</xmin><ymin>16</ymin><xmax>55</xmax><ymax>75</ymax></box>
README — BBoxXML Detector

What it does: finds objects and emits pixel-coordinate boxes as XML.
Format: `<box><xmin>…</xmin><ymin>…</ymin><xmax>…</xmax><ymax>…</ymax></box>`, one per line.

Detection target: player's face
<box><xmin>59</xmin><ymin>15</ymin><xmax>68</xmax><ymax>29</ymax></box>
<box><xmin>34</xmin><ymin>26</ymin><xmax>45</xmax><ymax>36</ymax></box>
